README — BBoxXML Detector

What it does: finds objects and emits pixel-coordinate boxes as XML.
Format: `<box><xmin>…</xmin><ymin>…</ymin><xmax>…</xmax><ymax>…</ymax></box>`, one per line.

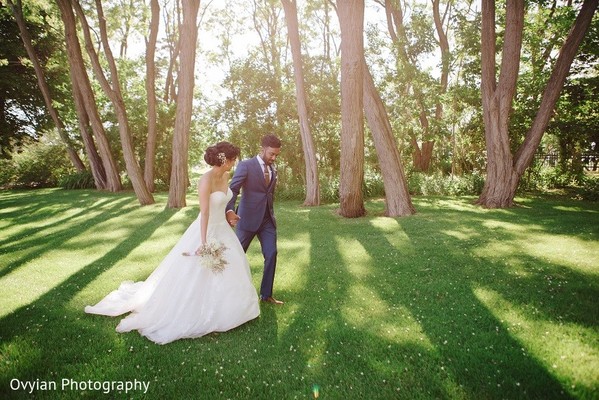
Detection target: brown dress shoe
<box><xmin>260</xmin><ymin>296</ymin><xmax>284</xmax><ymax>305</ymax></box>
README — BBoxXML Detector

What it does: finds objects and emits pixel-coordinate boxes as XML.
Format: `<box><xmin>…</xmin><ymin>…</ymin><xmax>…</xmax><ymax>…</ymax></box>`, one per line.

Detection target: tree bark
<box><xmin>7</xmin><ymin>0</ymin><xmax>85</xmax><ymax>172</ymax></box>
<box><xmin>144</xmin><ymin>0</ymin><xmax>160</xmax><ymax>193</ymax></box>
<box><xmin>477</xmin><ymin>0</ymin><xmax>524</xmax><ymax>208</ymax></box>
<box><xmin>281</xmin><ymin>0</ymin><xmax>320</xmax><ymax>206</ymax></box>
<box><xmin>163</xmin><ymin>3</ymin><xmax>181</xmax><ymax>104</ymax></box>
<box><xmin>168</xmin><ymin>0</ymin><xmax>201</xmax><ymax>208</ymax></box>
<box><xmin>56</xmin><ymin>0</ymin><xmax>122</xmax><ymax>192</ymax></box>
<box><xmin>71</xmin><ymin>78</ymin><xmax>107</xmax><ymax>189</ymax></box>
<box><xmin>476</xmin><ymin>0</ymin><xmax>597</xmax><ymax>208</ymax></box>
<box><xmin>410</xmin><ymin>134</ymin><xmax>435</xmax><ymax>172</ymax></box>
<box><xmin>514</xmin><ymin>0</ymin><xmax>599</xmax><ymax>174</ymax></box>
<box><xmin>432</xmin><ymin>0</ymin><xmax>450</xmax><ymax>120</ymax></box>
<box><xmin>337</xmin><ymin>0</ymin><xmax>366</xmax><ymax>218</ymax></box>
<box><xmin>384</xmin><ymin>0</ymin><xmax>435</xmax><ymax>172</ymax></box>
<box><xmin>73</xmin><ymin>0</ymin><xmax>154</xmax><ymax>205</ymax></box>
<box><xmin>363</xmin><ymin>59</ymin><xmax>415</xmax><ymax>216</ymax></box>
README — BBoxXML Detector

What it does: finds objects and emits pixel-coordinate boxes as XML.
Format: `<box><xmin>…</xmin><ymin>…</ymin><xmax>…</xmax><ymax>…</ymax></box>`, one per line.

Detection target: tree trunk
<box><xmin>477</xmin><ymin>0</ymin><xmax>524</xmax><ymax>208</ymax></box>
<box><xmin>410</xmin><ymin>136</ymin><xmax>435</xmax><ymax>172</ymax></box>
<box><xmin>252</xmin><ymin>0</ymin><xmax>285</xmax><ymax>133</ymax></box>
<box><xmin>430</xmin><ymin>0</ymin><xmax>450</xmax><ymax>172</ymax></box>
<box><xmin>71</xmin><ymin>78</ymin><xmax>107</xmax><ymax>189</ymax></box>
<box><xmin>164</xmin><ymin>39</ymin><xmax>180</xmax><ymax>104</ymax></box>
<box><xmin>513</xmin><ymin>0</ymin><xmax>599</xmax><ymax>174</ymax></box>
<box><xmin>281</xmin><ymin>0</ymin><xmax>320</xmax><ymax>206</ymax></box>
<box><xmin>144</xmin><ymin>0</ymin><xmax>160</xmax><ymax>193</ymax></box>
<box><xmin>168</xmin><ymin>0</ymin><xmax>201</xmax><ymax>208</ymax></box>
<box><xmin>73</xmin><ymin>0</ymin><xmax>154</xmax><ymax>205</ymax></box>
<box><xmin>7</xmin><ymin>0</ymin><xmax>85</xmax><ymax>172</ymax></box>
<box><xmin>432</xmin><ymin>0</ymin><xmax>450</xmax><ymax>120</ymax></box>
<box><xmin>56</xmin><ymin>0</ymin><xmax>122</xmax><ymax>192</ymax></box>
<box><xmin>337</xmin><ymin>0</ymin><xmax>366</xmax><ymax>218</ymax></box>
<box><xmin>363</xmin><ymin>59</ymin><xmax>415</xmax><ymax>216</ymax></box>
<box><xmin>477</xmin><ymin>0</ymin><xmax>596</xmax><ymax>208</ymax></box>
<box><xmin>385</xmin><ymin>0</ymin><xmax>436</xmax><ymax>172</ymax></box>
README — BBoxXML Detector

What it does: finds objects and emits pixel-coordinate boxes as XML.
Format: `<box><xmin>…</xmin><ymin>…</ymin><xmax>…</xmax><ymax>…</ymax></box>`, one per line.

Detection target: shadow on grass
<box><xmin>0</xmin><ymin>191</ymin><xmax>181</xmax><ymax>398</ymax></box>
<box><xmin>0</xmin><ymin>190</ymin><xmax>131</xmax><ymax>245</ymax></box>
<box><xmin>264</xmin><ymin>196</ymin><xmax>596</xmax><ymax>399</ymax></box>
<box><xmin>0</xmin><ymin>195</ymin><xmax>137</xmax><ymax>279</ymax></box>
<box><xmin>0</xmin><ymin>192</ymin><xmax>596</xmax><ymax>399</ymax></box>
<box><xmin>0</xmin><ymin>189</ymin><xmax>97</xmax><ymax>220</ymax></box>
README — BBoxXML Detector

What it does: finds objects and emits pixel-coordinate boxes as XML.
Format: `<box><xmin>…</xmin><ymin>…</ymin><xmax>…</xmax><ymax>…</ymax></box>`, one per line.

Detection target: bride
<box><xmin>85</xmin><ymin>142</ymin><xmax>260</xmax><ymax>344</ymax></box>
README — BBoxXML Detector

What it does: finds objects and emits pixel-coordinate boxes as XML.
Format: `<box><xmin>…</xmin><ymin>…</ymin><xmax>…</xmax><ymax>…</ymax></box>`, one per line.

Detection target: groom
<box><xmin>226</xmin><ymin>134</ymin><xmax>283</xmax><ymax>305</ymax></box>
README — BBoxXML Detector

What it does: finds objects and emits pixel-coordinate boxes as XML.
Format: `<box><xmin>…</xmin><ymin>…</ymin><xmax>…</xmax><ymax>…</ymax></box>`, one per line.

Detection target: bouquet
<box><xmin>183</xmin><ymin>241</ymin><xmax>229</xmax><ymax>274</ymax></box>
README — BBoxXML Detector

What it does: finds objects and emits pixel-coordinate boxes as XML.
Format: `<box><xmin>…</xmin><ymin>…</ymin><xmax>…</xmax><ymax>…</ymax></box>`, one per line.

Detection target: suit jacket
<box><xmin>226</xmin><ymin>156</ymin><xmax>277</xmax><ymax>231</ymax></box>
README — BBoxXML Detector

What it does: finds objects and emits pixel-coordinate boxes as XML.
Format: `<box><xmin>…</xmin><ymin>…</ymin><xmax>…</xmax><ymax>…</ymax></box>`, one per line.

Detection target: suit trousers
<box><xmin>236</xmin><ymin>210</ymin><xmax>277</xmax><ymax>298</ymax></box>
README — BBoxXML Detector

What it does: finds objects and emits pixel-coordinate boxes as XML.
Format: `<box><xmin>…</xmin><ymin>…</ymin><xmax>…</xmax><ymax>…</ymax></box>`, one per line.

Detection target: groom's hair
<box><xmin>261</xmin><ymin>134</ymin><xmax>281</xmax><ymax>149</ymax></box>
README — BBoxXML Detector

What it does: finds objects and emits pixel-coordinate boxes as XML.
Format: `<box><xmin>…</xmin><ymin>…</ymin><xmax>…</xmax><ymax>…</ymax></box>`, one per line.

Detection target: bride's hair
<box><xmin>204</xmin><ymin>141</ymin><xmax>240</xmax><ymax>166</ymax></box>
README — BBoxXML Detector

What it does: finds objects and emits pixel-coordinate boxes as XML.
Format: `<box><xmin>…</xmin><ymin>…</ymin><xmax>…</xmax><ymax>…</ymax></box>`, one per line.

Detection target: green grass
<box><xmin>0</xmin><ymin>189</ymin><xmax>598</xmax><ymax>399</ymax></box>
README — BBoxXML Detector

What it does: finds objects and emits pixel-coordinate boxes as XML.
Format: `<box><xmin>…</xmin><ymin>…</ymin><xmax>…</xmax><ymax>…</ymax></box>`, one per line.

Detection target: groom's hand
<box><xmin>226</xmin><ymin>211</ymin><xmax>240</xmax><ymax>227</ymax></box>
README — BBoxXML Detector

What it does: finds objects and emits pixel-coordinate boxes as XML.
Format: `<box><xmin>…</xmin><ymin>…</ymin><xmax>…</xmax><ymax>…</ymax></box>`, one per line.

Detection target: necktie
<box><xmin>264</xmin><ymin>164</ymin><xmax>270</xmax><ymax>186</ymax></box>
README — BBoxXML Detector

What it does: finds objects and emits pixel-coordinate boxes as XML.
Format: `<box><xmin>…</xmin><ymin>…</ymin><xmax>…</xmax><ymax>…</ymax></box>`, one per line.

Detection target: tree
<box><xmin>380</xmin><ymin>0</ymin><xmax>438</xmax><ymax>172</ymax></box>
<box><xmin>6</xmin><ymin>0</ymin><xmax>85</xmax><ymax>172</ymax></box>
<box><xmin>513</xmin><ymin>2</ymin><xmax>599</xmax><ymax>175</ymax></box>
<box><xmin>72</xmin><ymin>0</ymin><xmax>154</xmax><ymax>205</ymax></box>
<box><xmin>167</xmin><ymin>0</ymin><xmax>201</xmax><ymax>208</ymax></box>
<box><xmin>377</xmin><ymin>0</ymin><xmax>453</xmax><ymax>171</ymax></box>
<box><xmin>336</xmin><ymin>0</ymin><xmax>366</xmax><ymax>218</ymax></box>
<box><xmin>70</xmin><ymin>78</ymin><xmax>108</xmax><ymax>189</ymax></box>
<box><xmin>144</xmin><ymin>0</ymin><xmax>160</xmax><ymax>192</ymax></box>
<box><xmin>0</xmin><ymin>4</ymin><xmax>56</xmax><ymax>157</ymax></box>
<box><xmin>162</xmin><ymin>0</ymin><xmax>181</xmax><ymax>105</ymax></box>
<box><xmin>281</xmin><ymin>0</ymin><xmax>320</xmax><ymax>206</ymax></box>
<box><xmin>363</xmin><ymin>59</ymin><xmax>415</xmax><ymax>216</ymax></box>
<box><xmin>477</xmin><ymin>0</ymin><xmax>598</xmax><ymax>208</ymax></box>
<box><xmin>56</xmin><ymin>0</ymin><xmax>122</xmax><ymax>192</ymax></box>
<box><xmin>252</xmin><ymin>0</ymin><xmax>286</xmax><ymax>131</ymax></box>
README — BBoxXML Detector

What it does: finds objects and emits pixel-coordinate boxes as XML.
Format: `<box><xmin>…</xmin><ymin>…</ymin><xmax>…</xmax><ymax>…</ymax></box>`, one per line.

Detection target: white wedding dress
<box><xmin>85</xmin><ymin>189</ymin><xmax>260</xmax><ymax>344</ymax></box>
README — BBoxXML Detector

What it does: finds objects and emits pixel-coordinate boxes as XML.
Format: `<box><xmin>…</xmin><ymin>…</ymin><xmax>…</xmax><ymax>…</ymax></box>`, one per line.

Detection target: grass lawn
<box><xmin>0</xmin><ymin>188</ymin><xmax>597</xmax><ymax>399</ymax></box>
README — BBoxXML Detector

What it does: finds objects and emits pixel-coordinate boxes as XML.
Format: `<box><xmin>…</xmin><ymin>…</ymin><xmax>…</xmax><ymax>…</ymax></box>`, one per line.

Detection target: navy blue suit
<box><xmin>226</xmin><ymin>157</ymin><xmax>277</xmax><ymax>299</ymax></box>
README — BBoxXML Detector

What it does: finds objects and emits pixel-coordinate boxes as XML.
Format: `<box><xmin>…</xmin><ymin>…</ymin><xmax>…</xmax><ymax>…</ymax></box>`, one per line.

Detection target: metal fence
<box><xmin>535</xmin><ymin>152</ymin><xmax>599</xmax><ymax>171</ymax></box>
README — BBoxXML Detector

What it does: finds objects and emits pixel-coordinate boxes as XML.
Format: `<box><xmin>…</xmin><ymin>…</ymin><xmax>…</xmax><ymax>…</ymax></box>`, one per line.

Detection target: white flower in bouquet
<box><xmin>182</xmin><ymin>241</ymin><xmax>228</xmax><ymax>274</ymax></box>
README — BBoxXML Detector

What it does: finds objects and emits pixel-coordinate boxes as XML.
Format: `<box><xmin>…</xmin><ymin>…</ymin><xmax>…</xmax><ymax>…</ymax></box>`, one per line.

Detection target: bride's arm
<box><xmin>197</xmin><ymin>174</ymin><xmax>211</xmax><ymax>250</ymax></box>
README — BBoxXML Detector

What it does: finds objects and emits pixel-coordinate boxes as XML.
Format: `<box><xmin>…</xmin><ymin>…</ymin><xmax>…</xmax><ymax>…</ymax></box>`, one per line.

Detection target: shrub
<box><xmin>408</xmin><ymin>172</ymin><xmax>484</xmax><ymax>196</ymax></box>
<box><xmin>15</xmin><ymin>147</ymin><xmax>66</xmax><ymax>187</ymax></box>
<box><xmin>277</xmin><ymin>171</ymin><xmax>487</xmax><ymax>201</ymax></box>
<box><xmin>579</xmin><ymin>174</ymin><xmax>599</xmax><ymax>201</ymax></box>
<box><xmin>518</xmin><ymin>165</ymin><xmax>589</xmax><ymax>193</ymax></box>
<box><xmin>6</xmin><ymin>139</ymin><xmax>74</xmax><ymax>188</ymax></box>
<box><xmin>58</xmin><ymin>170</ymin><xmax>96</xmax><ymax>189</ymax></box>
<box><xmin>363</xmin><ymin>170</ymin><xmax>385</xmax><ymax>198</ymax></box>
<box><xmin>0</xmin><ymin>159</ymin><xmax>17</xmax><ymax>188</ymax></box>
<box><xmin>320</xmin><ymin>176</ymin><xmax>340</xmax><ymax>203</ymax></box>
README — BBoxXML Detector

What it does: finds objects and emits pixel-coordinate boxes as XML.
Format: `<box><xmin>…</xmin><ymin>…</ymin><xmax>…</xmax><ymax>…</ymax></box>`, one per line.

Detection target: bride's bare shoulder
<box><xmin>197</xmin><ymin>171</ymin><xmax>214</xmax><ymax>191</ymax></box>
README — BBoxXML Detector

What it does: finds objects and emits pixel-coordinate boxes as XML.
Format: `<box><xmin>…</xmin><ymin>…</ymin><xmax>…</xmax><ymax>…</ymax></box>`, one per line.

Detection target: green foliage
<box><xmin>0</xmin><ymin>2</ymin><xmax>70</xmax><ymax>158</ymax></box>
<box><xmin>579</xmin><ymin>174</ymin><xmax>599</xmax><ymax>201</ymax></box>
<box><xmin>408</xmin><ymin>171</ymin><xmax>485</xmax><ymax>196</ymax></box>
<box><xmin>276</xmin><ymin>170</ymin><xmax>386</xmax><ymax>203</ymax></box>
<box><xmin>58</xmin><ymin>170</ymin><xmax>95</xmax><ymax>190</ymax></box>
<box><xmin>3</xmin><ymin>137</ymin><xmax>73</xmax><ymax>188</ymax></box>
<box><xmin>520</xmin><ymin>163</ymin><xmax>599</xmax><ymax>201</ymax></box>
<box><xmin>279</xmin><ymin>170</ymin><xmax>486</xmax><ymax>202</ymax></box>
<box><xmin>2</xmin><ymin>0</ymin><xmax>596</xmax><ymax>203</ymax></box>
<box><xmin>362</xmin><ymin>169</ymin><xmax>385</xmax><ymax>198</ymax></box>
<box><xmin>0</xmin><ymin>159</ymin><xmax>16</xmax><ymax>187</ymax></box>
<box><xmin>512</xmin><ymin>3</ymin><xmax>599</xmax><ymax>176</ymax></box>
<box><xmin>319</xmin><ymin>174</ymin><xmax>340</xmax><ymax>203</ymax></box>
<box><xmin>0</xmin><ymin>190</ymin><xmax>597</xmax><ymax>399</ymax></box>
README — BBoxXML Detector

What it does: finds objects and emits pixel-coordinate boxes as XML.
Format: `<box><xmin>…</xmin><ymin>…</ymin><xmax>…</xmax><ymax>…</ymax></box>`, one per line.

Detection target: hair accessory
<box><xmin>217</xmin><ymin>152</ymin><xmax>227</xmax><ymax>165</ymax></box>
